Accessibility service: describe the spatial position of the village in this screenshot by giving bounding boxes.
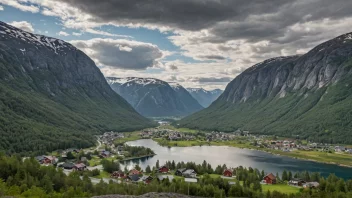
[140,126,352,155]
[27,126,351,194]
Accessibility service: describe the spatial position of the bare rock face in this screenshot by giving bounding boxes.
[220,33,352,103]
[178,33,352,143]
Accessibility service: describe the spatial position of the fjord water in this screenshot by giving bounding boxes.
[124,139,352,179]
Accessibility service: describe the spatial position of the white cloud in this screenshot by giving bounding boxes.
[0,5,4,11]
[9,21,34,33]
[0,0,39,13]
[70,38,164,70]
[58,31,69,36]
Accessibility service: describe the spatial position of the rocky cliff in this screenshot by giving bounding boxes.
[178,32,352,143]
[0,21,154,153]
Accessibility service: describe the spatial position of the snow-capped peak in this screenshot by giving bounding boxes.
[168,82,183,90]
[106,77,166,86]
[0,21,76,54]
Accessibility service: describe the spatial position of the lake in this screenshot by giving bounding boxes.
[123,139,352,179]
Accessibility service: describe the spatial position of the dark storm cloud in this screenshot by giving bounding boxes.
[57,0,292,31]
[58,0,352,43]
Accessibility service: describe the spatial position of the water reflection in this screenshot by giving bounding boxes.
[122,139,352,179]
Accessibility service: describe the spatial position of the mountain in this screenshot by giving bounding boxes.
[178,32,352,144]
[187,88,223,107]
[106,77,203,117]
[0,21,154,154]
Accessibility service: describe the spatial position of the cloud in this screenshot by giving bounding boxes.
[9,21,34,33]
[0,0,39,13]
[197,55,226,60]
[4,0,352,90]
[72,32,82,36]
[58,31,69,36]
[0,5,3,11]
[70,38,164,70]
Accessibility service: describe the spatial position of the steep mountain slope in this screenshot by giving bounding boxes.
[187,88,223,107]
[106,77,203,117]
[0,21,154,154]
[178,32,352,144]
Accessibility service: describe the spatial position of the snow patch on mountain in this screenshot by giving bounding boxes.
[0,21,76,54]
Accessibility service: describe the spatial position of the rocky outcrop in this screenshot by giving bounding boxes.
[220,32,352,103]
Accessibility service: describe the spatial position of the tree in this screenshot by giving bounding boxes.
[282,170,288,181]
[135,164,141,171]
[156,160,160,169]
[145,165,151,173]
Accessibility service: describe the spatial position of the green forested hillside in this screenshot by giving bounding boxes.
[178,33,352,144]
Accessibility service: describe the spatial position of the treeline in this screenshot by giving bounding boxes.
[121,145,155,158]
[1,154,352,197]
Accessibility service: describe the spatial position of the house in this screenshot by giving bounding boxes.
[38,156,57,164]
[73,163,86,171]
[100,150,111,158]
[175,168,186,176]
[127,174,140,182]
[158,165,169,173]
[335,146,346,152]
[60,162,75,169]
[182,169,197,178]
[129,169,141,175]
[35,156,45,164]
[263,173,277,184]
[223,169,234,177]
[289,178,306,186]
[303,182,320,189]
[140,175,153,184]
[157,175,174,182]
[111,170,125,178]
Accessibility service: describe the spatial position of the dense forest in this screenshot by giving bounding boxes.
[1,153,352,198]
[0,21,155,155]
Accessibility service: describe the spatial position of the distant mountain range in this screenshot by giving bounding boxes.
[106,77,203,117]
[178,32,352,144]
[0,21,154,154]
[187,88,223,107]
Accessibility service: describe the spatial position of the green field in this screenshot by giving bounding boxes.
[114,131,142,144]
[261,184,300,194]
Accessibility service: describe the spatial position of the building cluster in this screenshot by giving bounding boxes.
[140,129,196,141]
[262,173,320,189]
[98,131,125,147]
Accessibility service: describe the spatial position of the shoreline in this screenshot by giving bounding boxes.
[148,138,352,168]
[119,154,156,162]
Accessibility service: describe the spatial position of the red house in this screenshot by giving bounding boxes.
[223,169,234,177]
[129,169,141,175]
[158,166,169,173]
[111,170,125,178]
[263,173,277,184]
[43,156,56,164]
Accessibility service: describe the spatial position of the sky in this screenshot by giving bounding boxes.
[1,0,352,90]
